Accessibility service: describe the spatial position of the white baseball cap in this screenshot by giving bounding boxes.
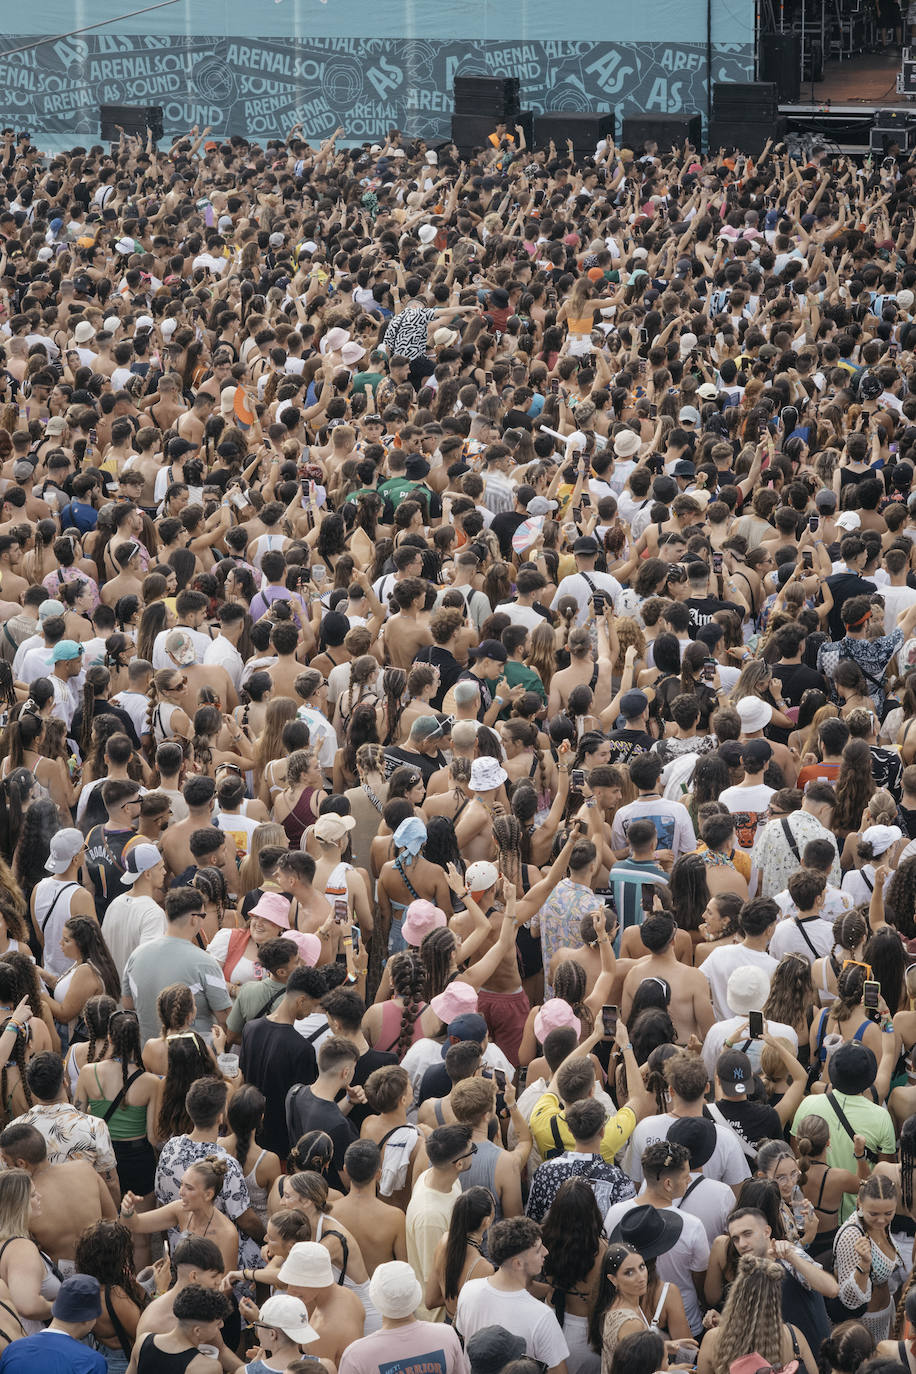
[120,843,162,885]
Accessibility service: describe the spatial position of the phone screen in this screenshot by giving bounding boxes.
[601,1005,618,1038]
[809,514,819,532]
[863,980,880,1011]
[803,550,813,569]
[748,1010,764,1039]
[702,656,717,683]
[571,769,586,791]
[712,552,723,574]
[494,1068,506,1092]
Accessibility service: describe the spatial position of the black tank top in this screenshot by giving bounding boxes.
[138,1334,201,1373]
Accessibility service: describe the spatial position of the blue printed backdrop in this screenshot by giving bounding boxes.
[0,1,755,147]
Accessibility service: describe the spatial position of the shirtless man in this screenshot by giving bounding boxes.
[454,756,509,863]
[331,1139,407,1273]
[361,1065,427,1212]
[620,911,715,1044]
[265,621,306,699]
[448,872,531,1067]
[160,775,219,879]
[383,579,433,670]
[176,390,215,446]
[277,1241,365,1365]
[134,1237,234,1355]
[141,374,185,432]
[0,1122,116,1272]
[161,634,238,713]
[276,850,336,946]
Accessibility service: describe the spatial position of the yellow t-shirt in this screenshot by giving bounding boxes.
[530,1090,635,1163]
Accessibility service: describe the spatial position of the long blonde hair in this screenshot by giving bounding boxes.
[0,1169,32,1242]
[713,1255,786,1374]
[238,822,287,896]
[255,697,298,773]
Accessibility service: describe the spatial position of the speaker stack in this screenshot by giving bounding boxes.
[100,104,164,141]
[535,112,614,155]
[451,77,532,157]
[620,113,701,153]
[708,82,786,155]
[870,108,916,155]
[758,32,801,103]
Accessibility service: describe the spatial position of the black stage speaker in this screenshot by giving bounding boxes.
[535,111,614,154]
[453,76,520,119]
[450,110,533,156]
[100,104,163,141]
[621,113,701,152]
[708,115,788,155]
[712,81,777,121]
[758,32,801,102]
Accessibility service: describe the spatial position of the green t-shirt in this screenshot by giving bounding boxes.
[790,1089,896,1221]
[378,476,419,509]
[226,975,283,1035]
[498,660,547,715]
[352,369,385,396]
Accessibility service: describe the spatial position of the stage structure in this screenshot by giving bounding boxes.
[0,0,754,150]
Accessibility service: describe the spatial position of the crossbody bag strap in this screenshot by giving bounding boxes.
[780,818,801,863]
[394,854,422,901]
[675,1175,705,1206]
[706,1101,758,1163]
[101,1067,145,1124]
[826,1090,878,1163]
[104,1283,134,1358]
[793,915,820,959]
[40,881,78,935]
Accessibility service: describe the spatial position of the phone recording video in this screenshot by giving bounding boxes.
[601,1005,618,1039]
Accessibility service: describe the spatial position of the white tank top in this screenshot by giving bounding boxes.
[32,877,79,976]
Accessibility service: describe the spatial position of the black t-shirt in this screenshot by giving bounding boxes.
[770,662,828,708]
[714,1097,783,1149]
[70,699,140,751]
[240,1019,318,1157]
[413,646,463,709]
[418,1059,452,1103]
[337,1048,398,1130]
[489,509,527,560]
[686,595,745,637]
[823,572,876,640]
[384,745,447,785]
[606,728,653,766]
[286,1086,357,1190]
[85,824,136,920]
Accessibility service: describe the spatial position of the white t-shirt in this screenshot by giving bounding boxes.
[769,912,836,963]
[676,1173,737,1245]
[602,1196,709,1335]
[698,945,778,1021]
[495,602,546,631]
[702,1015,798,1082]
[718,783,776,852]
[455,1280,569,1368]
[152,625,211,669]
[611,796,697,860]
[102,893,166,980]
[110,690,150,741]
[401,1037,514,1106]
[215,811,261,859]
[774,883,852,929]
[623,1112,752,1190]
[550,570,623,625]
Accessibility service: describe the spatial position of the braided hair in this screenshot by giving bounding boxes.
[0,964,31,1111]
[388,950,427,1059]
[106,1009,143,1093]
[419,927,458,1002]
[82,995,117,1066]
[145,669,180,743]
[553,960,593,1037]
[493,813,524,890]
[381,667,407,745]
[156,983,194,1039]
[795,1113,830,1191]
[192,704,221,774]
[80,665,111,761]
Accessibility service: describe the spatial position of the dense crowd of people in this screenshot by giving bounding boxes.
[1,112,916,1374]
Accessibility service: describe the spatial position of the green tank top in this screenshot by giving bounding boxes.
[87,1065,148,1140]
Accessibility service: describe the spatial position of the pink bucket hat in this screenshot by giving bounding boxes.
[403,900,447,947]
[430,981,478,1023]
[285,931,321,967]
[534,999,581,1043]
[249,892,291,930]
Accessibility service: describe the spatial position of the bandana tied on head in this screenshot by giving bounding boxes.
[850,608,872,627]
[393,816,427,866]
